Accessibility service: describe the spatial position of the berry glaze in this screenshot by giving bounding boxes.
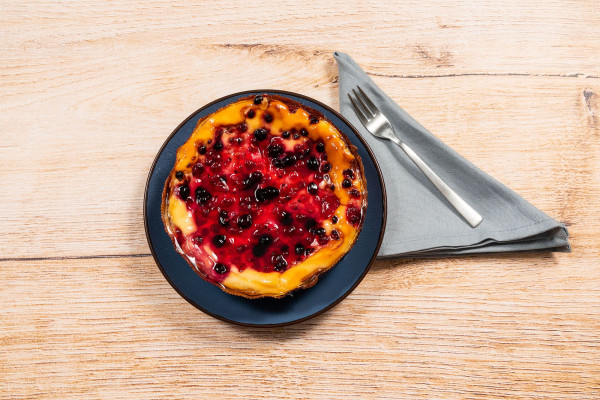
[162,95,366,298]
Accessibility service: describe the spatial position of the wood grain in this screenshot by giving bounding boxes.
[1,255,599,399]
[1,1,599,398]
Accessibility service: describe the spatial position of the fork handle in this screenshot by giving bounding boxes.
[392,138,483,228]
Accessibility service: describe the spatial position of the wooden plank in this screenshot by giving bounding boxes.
[0,255,598,399]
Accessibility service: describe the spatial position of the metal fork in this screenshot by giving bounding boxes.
[349,86,483,228]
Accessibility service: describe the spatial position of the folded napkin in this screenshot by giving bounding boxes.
[334,52,570,257]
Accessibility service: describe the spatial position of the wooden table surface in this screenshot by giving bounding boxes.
[1,1,599,398]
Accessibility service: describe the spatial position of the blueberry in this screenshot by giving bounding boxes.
[253,234,273,257]
[300,128,308,137]
[213,235,227,248]
[250,171,263,182]
[305,218,316,230]
[268,144,283,158]
[317,235,330,246]
[331,230,340,240]
[268,186,280,198]
[343,169,355,180]
[330,184,335,190]
[214,140,223,151]
[237,213,253,229]
[256,186,280,202]
[247,109,256,119]
[260,235,273,246]
[281,131,291,139]
[214,263,228,274]
[346,205,361,225]
[280,211,293,225]
[332,216,338,224]
[307,157,319,170]
[272,158,285,169]
[264,113,273,123]
[195,187,211,203]
[254,128,267,141]
[315,227,326,236]
[295,243,305,255]
[307,182,318,195]
[321,163,331,173]
[243,171,263,189]
[293,133,300,140]
[218,211,229,226]
[310,116,319,125]
[175,171,184,180]
[349,188,361,198]
[179,185,190,200]
[254,95,263,105]
[273,255,287,271]
[283,154,297,167]
[316,142,325,152]
[192,164,204,178]
[342,179,352,188]
[198,145,207,155]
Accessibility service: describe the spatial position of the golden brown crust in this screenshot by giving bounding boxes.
[162,94,367,299]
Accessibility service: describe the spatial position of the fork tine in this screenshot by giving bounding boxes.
[348,93,370,126]
[356,86,377,115]
[351,89,374,118]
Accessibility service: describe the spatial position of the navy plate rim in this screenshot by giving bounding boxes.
[143,89,387,327]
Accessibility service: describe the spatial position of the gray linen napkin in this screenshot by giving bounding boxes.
[334,52,570,257]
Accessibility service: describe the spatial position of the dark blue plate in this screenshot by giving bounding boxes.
[144,90,386,327]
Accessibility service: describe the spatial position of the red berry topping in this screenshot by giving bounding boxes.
[346,205,362,226]
[192,164,204,178]
[237,214,253,229]
[179,185,190,200]
[213,235,227,248]
[254,128,267,141]
[214,263,228,274]
[167,95,366,290]
[307,157,319,170]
